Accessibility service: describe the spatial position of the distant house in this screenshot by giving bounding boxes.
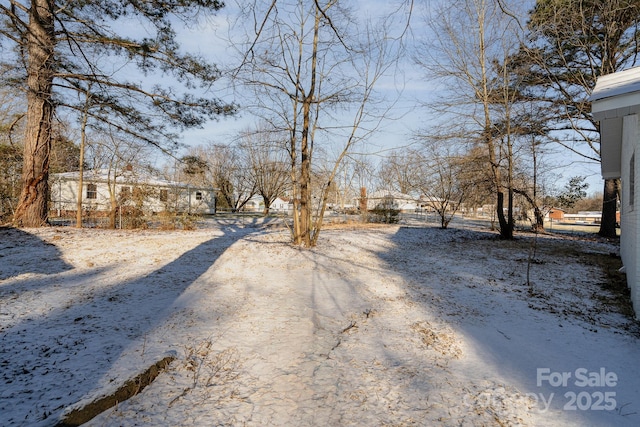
[50,169,216,215]
[365,190,418,212]
[270,197,290,213]
[591,65,640,316]
[563,211,603,225]
[243,195,263,212]
[546,208,620,225]
[419,195,457,213]
[563,211,621,225]
[547,208,565,221]
[241,195,291,213]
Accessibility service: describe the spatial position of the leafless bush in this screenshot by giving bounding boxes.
[168,341,241,407]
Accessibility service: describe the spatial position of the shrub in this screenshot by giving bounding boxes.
[368,208,400,224]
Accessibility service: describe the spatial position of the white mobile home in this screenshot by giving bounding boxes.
[591,66,640,316]
[50,169,216,216]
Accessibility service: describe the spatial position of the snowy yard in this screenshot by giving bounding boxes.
[1,218,639,426]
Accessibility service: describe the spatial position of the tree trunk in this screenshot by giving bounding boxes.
[294,4,321,248]
[508,186,514,236]
[13,0,56,227]
[496,192,513,239]
[109,205,117,229]
[75,165,84,228]
[299,126,311,246]
[514,188,545,231]
[76,104,89,228]
[532,206,544,232]
[108,180,117,229]
[310,181,332,247]
[290,145,301,245]
[598,178,619,238]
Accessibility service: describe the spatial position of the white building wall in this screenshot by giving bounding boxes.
[51,178,113,211]
[50,177,216,215]
[269,198,290,212]
[620,114,640,315]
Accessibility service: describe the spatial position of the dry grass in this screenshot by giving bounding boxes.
[411,320,462,359]
[522,235,639,332]
[580,252,636,320]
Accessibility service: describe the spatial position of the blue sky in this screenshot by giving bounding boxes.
[172,0,604,197]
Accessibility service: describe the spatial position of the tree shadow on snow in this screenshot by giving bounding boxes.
[0,223,262,427]
[0,227,73,280]
[377,225,640,427]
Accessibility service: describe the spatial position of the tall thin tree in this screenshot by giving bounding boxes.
[415,0,525,238]
[232,0,409,246]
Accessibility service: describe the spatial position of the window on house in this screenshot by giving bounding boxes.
[630,153,635,210]
[159,189,168,202]
[86,183,97,199]
[195,191,203,201]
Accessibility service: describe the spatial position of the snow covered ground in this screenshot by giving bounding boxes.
[1,218,639,426]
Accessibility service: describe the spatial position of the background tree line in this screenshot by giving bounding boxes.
[410,0,639,238]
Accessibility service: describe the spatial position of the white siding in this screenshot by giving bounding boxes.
[50,179,113,211]
[599,117,623,179]
[620,114,640,315]
[50,176,216,215]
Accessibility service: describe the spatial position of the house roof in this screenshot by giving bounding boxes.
[368,190,417,200]
[53,169,214,191]
[591,66,640,120]
[591,66,640,103]
[590,67,640,179]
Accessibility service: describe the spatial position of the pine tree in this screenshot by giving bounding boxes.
[0,1,235,226]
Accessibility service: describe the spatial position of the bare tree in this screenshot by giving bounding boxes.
[327,155,370,212]
[350,154,378,211]
[415,0,526,238]
[238,126,289,215]
[412,141,479,229]
[377,149,420,195]
[0,85,25,222]
[199,143,255,212]
[87,131,151,229]
[75,89,91,228]
[459,145,495,216]
[232,0,409,246]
